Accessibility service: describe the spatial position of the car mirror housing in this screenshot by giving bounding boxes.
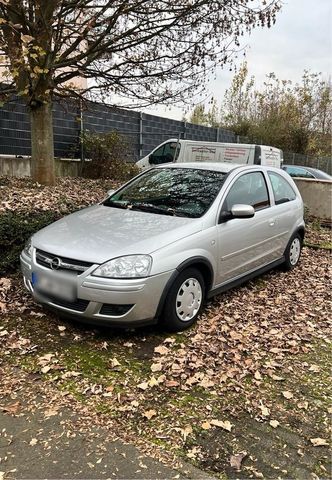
[231,204,255,219]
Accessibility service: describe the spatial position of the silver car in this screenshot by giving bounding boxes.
[20,163,305,332]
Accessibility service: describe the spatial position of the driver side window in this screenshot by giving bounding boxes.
[223,172,270,212]
[150,142,179,165]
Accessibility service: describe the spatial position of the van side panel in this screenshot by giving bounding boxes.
[136,139,282,169]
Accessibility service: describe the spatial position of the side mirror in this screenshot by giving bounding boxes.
[107,189,115,197]
[231,204,255,219]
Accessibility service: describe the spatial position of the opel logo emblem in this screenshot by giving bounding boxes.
[51,257,61,270]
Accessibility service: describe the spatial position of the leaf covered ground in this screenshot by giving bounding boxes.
[0,176,331,479]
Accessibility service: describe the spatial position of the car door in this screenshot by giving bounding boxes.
[266,171,300,256]
[215,170,279,285]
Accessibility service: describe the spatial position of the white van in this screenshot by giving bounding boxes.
[136,139,283,169]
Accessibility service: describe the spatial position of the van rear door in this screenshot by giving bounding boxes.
[260,147,282,168]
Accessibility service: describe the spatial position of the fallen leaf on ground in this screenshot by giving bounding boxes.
[308,364,320,372]
[165,380,179,388]
[259,404,270,417]
[181,425,193,441]
[154,345,169,355]
[137,382,149,391]
[1,401,21,415]
[201,421,211,430]
[210,419,233,431]
[310,438,329,447]
[58,325,66,332]
[271,374,285,381]
[41,366,51,374]
[143,409,157,420]
[29,438,38,446]
[150,362,162,372]
[44,408,59,418]
[109,358,120,368]
[230,451,247,470]
[269,420,280,428]
[282,391,293,399]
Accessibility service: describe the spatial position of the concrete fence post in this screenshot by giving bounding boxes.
[139,112,143,157]
[183,121,187,139]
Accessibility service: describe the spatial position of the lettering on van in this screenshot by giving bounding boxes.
[191,146,216,162]
[263,150,280,166]
[223,147,249,163]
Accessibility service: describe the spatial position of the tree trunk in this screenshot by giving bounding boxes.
[30,102,55,185]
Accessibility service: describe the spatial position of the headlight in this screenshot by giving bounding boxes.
[92,255,152,278]
[23,237,32,257]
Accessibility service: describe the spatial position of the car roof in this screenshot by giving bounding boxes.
[283,164,332,179]
[154,161,279,174]
[163,139,282,151]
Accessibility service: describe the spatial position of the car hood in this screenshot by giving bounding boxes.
[32,204,202,264]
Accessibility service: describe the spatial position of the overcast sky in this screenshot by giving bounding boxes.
[146,0,332,120]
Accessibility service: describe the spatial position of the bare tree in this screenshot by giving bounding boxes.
[0,0,281,184]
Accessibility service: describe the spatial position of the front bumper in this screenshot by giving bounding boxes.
[20,250,173,327]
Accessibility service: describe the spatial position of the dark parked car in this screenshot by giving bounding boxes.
[282,165,332,181]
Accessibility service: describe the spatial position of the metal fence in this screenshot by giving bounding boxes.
[283,152,332,175]
[0,97,236,161]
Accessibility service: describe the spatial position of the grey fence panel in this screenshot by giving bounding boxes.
[82,102,141,160]
[2,94,330,174]
[0,96,238,161]
[283,152,332,175]
[0,98,31,156]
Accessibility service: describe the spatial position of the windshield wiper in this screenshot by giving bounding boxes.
[130,202,187,217]
[103,200,129,209]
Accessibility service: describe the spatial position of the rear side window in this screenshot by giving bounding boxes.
[223,172,270,211]
[285,166,315,178]
[268,172,296,205]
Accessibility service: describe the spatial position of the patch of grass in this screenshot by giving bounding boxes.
[305,241,332,250]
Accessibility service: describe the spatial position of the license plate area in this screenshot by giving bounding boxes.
[32,271,76,302]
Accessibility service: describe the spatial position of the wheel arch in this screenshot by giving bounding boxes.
[155,256,214,319]
[296,226,305,242]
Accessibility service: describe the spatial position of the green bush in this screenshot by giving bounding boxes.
[0,210,60,275]
[81,131,139,181]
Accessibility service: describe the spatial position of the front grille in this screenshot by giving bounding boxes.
[36,249,94,273]
[36,289,89,312]
[99,303,134,316]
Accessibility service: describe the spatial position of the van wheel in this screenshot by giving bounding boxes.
[283,233,302,271]
[161,268,205,332]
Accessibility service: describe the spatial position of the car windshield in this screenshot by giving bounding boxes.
[103,167,227,218]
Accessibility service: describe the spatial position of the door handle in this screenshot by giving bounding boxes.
[269,219,276,227]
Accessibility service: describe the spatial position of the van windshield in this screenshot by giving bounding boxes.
[104,167,226,218]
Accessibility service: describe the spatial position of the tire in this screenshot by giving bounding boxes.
[283,232,302,271]
[161,268,205,332]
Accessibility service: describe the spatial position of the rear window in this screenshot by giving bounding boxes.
[268,172,296,205]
